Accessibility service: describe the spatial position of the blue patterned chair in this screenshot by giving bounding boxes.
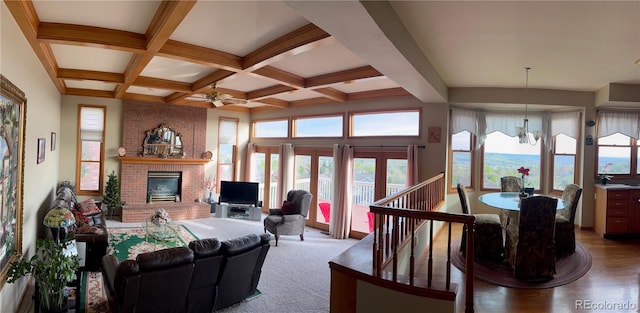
[506,195,558,280]
[457,184,504,260]
[555,184,583,258]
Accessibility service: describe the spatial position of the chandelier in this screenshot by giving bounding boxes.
[516,67,541,145]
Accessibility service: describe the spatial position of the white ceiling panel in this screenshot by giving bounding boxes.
[33,0,160,34]
[270,40,368,77]
[217,73,276,92]
[272,89,320,102]
[170,1,308,56]
[65,79,116,91]
[126,86,173,97]
[332,77,400,94]
[51,44,132,73]
[141,56,215,83]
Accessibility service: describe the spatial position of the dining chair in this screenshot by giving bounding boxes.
[506,195,558,280]
[499,176,523,228]
[457,183,504,260]
[555,184,583,258]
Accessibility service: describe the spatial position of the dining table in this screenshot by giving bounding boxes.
[478,192,565,212]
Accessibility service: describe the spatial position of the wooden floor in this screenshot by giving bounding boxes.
[424,224,640,313]
[15,224,640,313]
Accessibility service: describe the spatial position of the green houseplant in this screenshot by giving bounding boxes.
[7,238,79,312]
[103,170,122,219]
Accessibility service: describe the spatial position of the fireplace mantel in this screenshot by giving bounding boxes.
[119,157,210,165]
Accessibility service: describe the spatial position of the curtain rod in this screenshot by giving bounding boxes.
[349,145,426,149]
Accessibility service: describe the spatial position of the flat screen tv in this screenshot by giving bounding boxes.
[219,181,259,206]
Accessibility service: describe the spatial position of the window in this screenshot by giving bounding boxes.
[597,133,632,175]
[293,115,343,137]
[451,130,473,188]
[552,134,577,190]
[351,110,420,137]
[254,119,288,138]
[76,105,105,195]
[483,131,541,190]
[218,118,238,184]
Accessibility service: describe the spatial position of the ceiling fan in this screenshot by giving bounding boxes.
[204,83,247,108]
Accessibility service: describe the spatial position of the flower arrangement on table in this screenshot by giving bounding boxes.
[205,176,216,203]
[150,208,171,226]
[517,166,532,196]
[598,163,613,185]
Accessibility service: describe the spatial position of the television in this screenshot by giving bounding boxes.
[219,181,259,206]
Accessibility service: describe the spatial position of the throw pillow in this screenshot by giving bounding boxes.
[71,209,90,226]
[76,199,101,216]
[281,200,297,215]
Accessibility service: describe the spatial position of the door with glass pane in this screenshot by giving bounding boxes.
[252,147,279,211]
[293,149,333,230]
[351,151,407,238]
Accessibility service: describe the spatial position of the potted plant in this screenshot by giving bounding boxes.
[103,170,122,219]
[7,238,79,313]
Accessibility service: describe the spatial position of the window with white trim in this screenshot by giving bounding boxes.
[76,105,105,195]
[218,118,238,183]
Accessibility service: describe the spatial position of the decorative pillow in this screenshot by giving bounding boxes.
[71,209,90,226]
[281,200,296,215]
[76,199,101,216]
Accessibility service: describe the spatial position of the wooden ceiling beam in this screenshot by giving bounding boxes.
[115,1,196,98]
[121,93,168,104]
[306,66,383,88]
[133,77,192,93]
[4,1,65,93]
[243,24,332,71]
[347,87,411,101]
[65,88,114,98]
[290,97,335,107]
[312,87,347,102]
[248,85,296,100]
[258,98,291,108]
[191,70,237,93]
[37,22,147,53]
[159,40,243,71]
[252,66,305,89]
[58,69,123,83]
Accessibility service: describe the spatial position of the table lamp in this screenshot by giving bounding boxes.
[43,206,75,244]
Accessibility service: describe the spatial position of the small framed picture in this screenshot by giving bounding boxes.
[37,138,46,164]
[51,132,56,151]
[428,127,441,143]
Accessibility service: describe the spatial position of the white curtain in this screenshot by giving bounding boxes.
[551,111,581,139]
[244,143,256,181]
[597,111,639,139]
[278,143,295,204]
[407,145,419,186]
[330,144,353,239]
[451,108,484,148]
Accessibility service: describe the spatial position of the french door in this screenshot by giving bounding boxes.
[350,150,408,238]
[293,148,334,231]
[252,146,279,211]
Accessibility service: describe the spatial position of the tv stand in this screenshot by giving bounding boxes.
[214,203,262,221]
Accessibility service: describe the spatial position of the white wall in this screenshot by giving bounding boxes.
[1,3,63,312]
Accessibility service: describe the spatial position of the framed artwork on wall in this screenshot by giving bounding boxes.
[37,138,45,164]
[0,74,26,288]
[428,127,441,143]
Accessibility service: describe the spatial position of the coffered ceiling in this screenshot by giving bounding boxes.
[3,1,639,112]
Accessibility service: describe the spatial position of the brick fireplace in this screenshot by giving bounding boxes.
[118,100,211,222]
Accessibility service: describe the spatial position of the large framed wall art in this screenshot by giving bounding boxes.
[0,75,26,288]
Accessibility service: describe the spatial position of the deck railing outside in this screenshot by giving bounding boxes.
[369,173,476,313]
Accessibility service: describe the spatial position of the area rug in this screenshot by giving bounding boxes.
[108,225,198,261]
[78,271,109,313]
[450,237,591,289]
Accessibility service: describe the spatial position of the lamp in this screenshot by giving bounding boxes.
[516,67,541,145]
[43,206,75,244]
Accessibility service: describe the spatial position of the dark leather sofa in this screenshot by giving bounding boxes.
[101,233,271,313]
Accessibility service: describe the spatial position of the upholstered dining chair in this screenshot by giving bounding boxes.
[555,184,583,258]
[506,195,558,280]
[263,190,313,246]
[499,176,523,228]
[457,183,504,260]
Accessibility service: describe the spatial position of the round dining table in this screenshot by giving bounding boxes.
[478,192,565,211]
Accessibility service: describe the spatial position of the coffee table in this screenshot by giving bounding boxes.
[143,221,180,250]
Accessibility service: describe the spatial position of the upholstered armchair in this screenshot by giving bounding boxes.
[457,184,503,260]
[263,190,313,246]
[555,184,583,257]
[499,176,523,228]
[506,195,558,280]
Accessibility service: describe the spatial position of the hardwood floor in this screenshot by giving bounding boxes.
[426,224,640,313]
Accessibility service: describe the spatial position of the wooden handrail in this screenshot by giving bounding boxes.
[368,173,475,313]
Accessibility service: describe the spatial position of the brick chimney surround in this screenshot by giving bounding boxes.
[119,100,210,222]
